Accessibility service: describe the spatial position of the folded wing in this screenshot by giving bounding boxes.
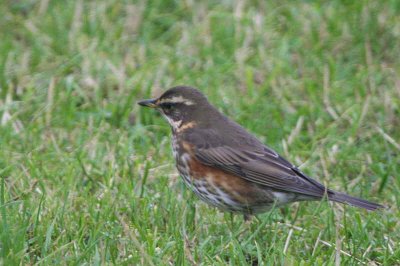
[185,129,330,198]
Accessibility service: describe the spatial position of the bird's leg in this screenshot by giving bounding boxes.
[243,214,252,222]
[279,207,289,222]
[236,214,253,237]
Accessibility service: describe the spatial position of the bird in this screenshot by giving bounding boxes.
[138,86,384,218]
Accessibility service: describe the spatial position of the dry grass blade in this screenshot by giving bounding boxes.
[375,127,400,151]
[117,214,155,266]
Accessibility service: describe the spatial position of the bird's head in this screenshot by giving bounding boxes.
[138,86,212,131]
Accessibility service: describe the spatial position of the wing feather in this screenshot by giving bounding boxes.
[184,129,327,198]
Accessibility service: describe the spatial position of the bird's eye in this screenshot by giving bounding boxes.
[162,103,173,111]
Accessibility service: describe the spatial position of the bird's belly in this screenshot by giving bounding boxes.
[174,151,279,214]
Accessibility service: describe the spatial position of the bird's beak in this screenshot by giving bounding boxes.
[137,98,158,108]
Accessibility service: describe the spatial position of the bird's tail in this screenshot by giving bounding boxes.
[329,192,385,211]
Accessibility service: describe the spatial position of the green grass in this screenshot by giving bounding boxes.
[0,0,399,264]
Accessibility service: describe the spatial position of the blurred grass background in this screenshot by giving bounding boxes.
[0,0,399,264]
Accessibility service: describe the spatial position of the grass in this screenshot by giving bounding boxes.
[0,0,399,264]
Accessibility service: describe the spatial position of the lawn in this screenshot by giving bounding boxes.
[0,0,399,265]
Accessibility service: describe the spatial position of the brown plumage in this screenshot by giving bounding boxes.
[138,86,384,216]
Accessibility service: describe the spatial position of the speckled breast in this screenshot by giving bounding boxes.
[171,135,277,214]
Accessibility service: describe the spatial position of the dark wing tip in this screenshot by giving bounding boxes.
[329,192,386,211]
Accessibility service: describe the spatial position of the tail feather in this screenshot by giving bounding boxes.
[329,192,385,211]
